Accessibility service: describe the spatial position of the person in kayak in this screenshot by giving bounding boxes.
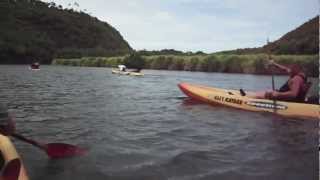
[118,65,126,72]
[242,61,310,102]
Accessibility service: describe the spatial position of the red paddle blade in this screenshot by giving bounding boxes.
[45,143,87,159]
[2,158,21,180]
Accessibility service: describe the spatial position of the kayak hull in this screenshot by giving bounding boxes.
[28,67,40,71]
[128,72,144,76]
[0,134,29,180]
[111,69,144,76]
[178,83,319,119]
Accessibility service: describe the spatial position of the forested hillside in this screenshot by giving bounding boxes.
[217,16,319,55]
[0,0,132,64]
[53,15,319,76]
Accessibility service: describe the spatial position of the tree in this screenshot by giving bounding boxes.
[123,53,145,70]
[0,0,132,64]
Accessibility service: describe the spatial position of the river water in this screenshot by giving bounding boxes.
[0,65,318,180]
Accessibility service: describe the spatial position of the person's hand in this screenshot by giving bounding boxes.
[267,59,275,66]
[271,91,280,99]
[265,91,279,99]
[265,91,271,99]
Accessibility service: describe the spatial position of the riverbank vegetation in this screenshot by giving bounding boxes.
[52,54,319,77]
[51,15,319,77]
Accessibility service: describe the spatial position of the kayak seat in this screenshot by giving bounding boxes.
[305,95,319,104]
[303,82,319,104]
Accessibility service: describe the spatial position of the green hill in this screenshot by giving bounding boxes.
[263,16,319,54]
[0,0,132,64]
[217,16,319,55]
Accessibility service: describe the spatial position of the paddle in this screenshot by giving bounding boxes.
[267,40,277,113]
[6,116,87,159]
[11,133,86,159]
[269,60,277,113]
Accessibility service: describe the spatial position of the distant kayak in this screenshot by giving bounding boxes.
[0,134,29,180]
[29,62,40,70]
[178,83,319,119]
[28,67,40,71]
[128,72,144,76]
[111,69,144,76]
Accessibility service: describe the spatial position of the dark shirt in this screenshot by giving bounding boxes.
[278,74,308,102]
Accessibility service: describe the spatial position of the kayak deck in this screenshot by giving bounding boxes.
[178,83,319,119]
[0,135,29,180]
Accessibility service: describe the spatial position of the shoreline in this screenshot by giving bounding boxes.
[52,54,319,77]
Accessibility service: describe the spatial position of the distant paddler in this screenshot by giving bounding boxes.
[112,65,144,76]
[30,62,40,70]
[118,65,127,72]
[112,65,129,75]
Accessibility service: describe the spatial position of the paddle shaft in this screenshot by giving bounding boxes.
[11,133,47,150]
[271,65,275,91]
[267,40,277,113]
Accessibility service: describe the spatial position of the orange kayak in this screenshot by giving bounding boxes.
[178,83,319,119]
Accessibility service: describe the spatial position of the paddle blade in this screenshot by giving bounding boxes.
[45,143,87,159]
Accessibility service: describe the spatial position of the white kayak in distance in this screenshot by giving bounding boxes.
[111,69,144,76]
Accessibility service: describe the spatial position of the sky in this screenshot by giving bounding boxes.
[42,0,318,53]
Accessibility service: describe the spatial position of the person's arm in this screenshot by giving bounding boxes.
[269,60,291,73]
[272,76,303,99]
